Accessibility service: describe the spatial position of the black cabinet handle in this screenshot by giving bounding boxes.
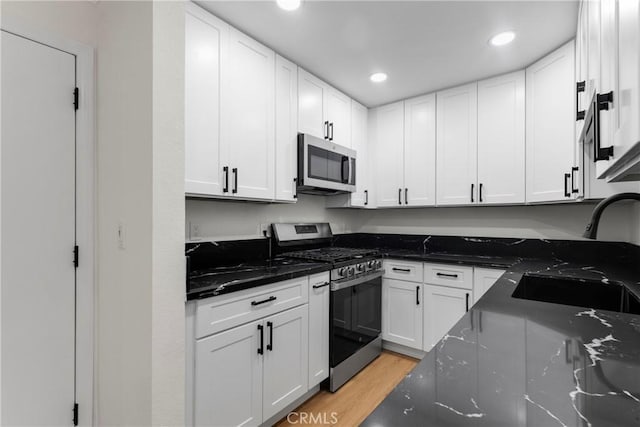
[398,188,402,205]
[571,167,579,194]
[465,293,470,312]
[223,166,229,193]
[594,91,615,161]
[257,324,264,355]
[364,190,368,206]
[392,267,411,273]
[471,183,475,203]
[329,122,334,141]
[312,282,330,289]
[564,173,571,198]
[437,272,458,278]
[416,286,420,305]
[266,321,273,351]
[576,81,586,121]
[479,183,483,203]
[405,188,408,205]
[324,121,329,139]
[232,168,238,194]
[251,295,276,306]
[293,177,297,199]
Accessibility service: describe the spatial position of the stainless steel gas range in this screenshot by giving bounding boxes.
[272,223,383,392]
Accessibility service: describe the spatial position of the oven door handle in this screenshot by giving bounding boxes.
[330,270,384,291]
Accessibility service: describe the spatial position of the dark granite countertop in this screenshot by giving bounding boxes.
[380,249,520,269]
[186,257,330,300]
[362,257,640,427]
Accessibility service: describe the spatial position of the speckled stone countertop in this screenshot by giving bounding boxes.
[362,256,640,427]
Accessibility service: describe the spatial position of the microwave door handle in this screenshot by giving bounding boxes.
[341,156,349,184]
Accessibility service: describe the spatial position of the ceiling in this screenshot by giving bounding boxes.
[197,1,578,107]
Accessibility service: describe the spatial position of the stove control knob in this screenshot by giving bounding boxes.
[348,267,355,276]
[338,267,347,277]
[375,260,382,269]
[357,263,365,272]
[368,260,375,268]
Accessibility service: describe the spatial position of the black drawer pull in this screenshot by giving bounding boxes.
[364,190,368,206]
[324,121,329,139]
[312,282,330,289]
[398,188,402,205]
[479,183,483,203]
[437,272,458,278]
[251,296,276,306]
[266,321,273,351]
[471,183,475,203]
[257,324,264,355]
[392,267,411,273]
[416,286,420,305]
[329,122,334,141]
[405,188,408,205]
[564,173,571,198]
[232,168,238,194]
[571,167,579,194]
[465,293,470,312]
[576,81,586,121]
[223,166,229,193]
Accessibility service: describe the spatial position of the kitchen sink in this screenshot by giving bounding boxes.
[512,274,640,315]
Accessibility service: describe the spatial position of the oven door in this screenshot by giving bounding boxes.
[299,134,356,193]
[330,273,382,368]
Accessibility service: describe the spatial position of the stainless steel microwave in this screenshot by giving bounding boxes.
[297,133,356,195]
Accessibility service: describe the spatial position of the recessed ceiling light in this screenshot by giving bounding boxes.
[370,72,388,83]
[277,0,301,11]
[490,31,516,46]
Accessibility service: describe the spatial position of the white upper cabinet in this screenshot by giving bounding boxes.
[373,102,405,207]
[275,55,298,202]
[224,28,275,200]
[477,71,526,204]
[436,83,478,206]
[350,101,371,207]
[404,94,437,207]
[298,68,352,147]
[525,41,576,203]
[185,5,229,197]
[298,68,330,140]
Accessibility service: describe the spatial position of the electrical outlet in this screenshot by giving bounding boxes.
[259,223,271,238]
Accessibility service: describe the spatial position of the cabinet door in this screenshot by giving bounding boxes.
[436,83,478,206]
[404,94,436,207]
[525,41,575,203]
[350,101,369,207]
[263,305,309,421]
[472,268,505,304]
[382,279,423,350]
[308,273,330,388]
[423,284,471,351]
[185,5,229,196]
[275,55,298,202]
[477,71,525,204]
[327,88,352,148]
[373,102,405,207]
[298,68,329,140]
[225,29,275,200]
[194,320,263,427]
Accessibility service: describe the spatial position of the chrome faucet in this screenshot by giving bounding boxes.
[583,192,640,239]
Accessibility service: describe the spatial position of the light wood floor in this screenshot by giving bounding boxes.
[274,351,419,427]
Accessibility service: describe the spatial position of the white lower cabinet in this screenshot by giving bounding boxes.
[382,279,423,350]
[308,272,330,388]
[423,284,471,352]
[473,268,506,304]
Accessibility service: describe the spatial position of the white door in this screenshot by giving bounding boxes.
[185,5,229,196]
[404,94,436,207]
[308,273,330,388]
[1,31,76,425]
[275,54,298,202]
[423,285,470,351]
[326,88,351,147]
[350,101,369,207]
[477,71,525,204]
[298,68,329,140]
[194,321,263,427]
[225,28,275,200]
[262,305,309,421]
[472,268,506,304]
[374,102,405,207]
[382,279,423,350]
[525,41,575,203]
[436,83,478,206]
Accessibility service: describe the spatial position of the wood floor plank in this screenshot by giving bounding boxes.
[274,351,419,427]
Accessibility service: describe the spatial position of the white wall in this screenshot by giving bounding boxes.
[633,204,640,245]
[187,197,640,244]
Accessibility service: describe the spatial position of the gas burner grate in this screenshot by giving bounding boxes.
[283,247,380,263]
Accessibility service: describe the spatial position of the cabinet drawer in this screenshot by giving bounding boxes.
[424,263,473,290]
[196,277,309,339]
[382,260,424,283]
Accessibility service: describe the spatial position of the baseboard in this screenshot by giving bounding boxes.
[382,340,426,360]
[261,384,321,427]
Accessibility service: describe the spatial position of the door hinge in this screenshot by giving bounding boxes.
[73,245,79,268]
[72,403,79,426]
[73,87,79,110]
